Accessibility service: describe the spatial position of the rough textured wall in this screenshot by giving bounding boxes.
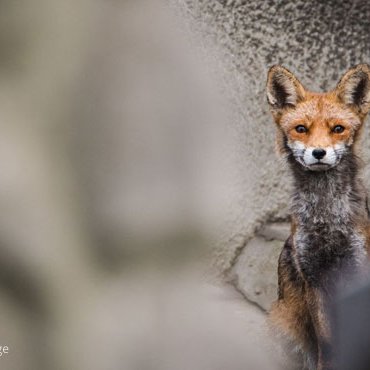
[171,0,370,276]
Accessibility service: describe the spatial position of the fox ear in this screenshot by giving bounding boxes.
[336,64,370,115]
[266,65,306,115]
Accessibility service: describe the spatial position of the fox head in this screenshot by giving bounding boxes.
[266,64,370,171]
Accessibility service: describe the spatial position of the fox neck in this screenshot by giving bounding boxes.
[288,152,367,228]
[287,151,369,288]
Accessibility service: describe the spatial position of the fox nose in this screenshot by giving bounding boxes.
[312,148,326,160]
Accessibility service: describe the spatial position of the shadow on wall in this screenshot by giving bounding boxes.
[1,0,370,369]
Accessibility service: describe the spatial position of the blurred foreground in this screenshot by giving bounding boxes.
[0,1,274,369]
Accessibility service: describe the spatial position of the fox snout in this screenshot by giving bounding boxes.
[302,146,341,170]
[289,141,343,170]
[312,148,326,159]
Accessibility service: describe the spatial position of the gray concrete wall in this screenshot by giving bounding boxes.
[172,0,370,279]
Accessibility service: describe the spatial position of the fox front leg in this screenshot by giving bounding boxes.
[306,287,333,370]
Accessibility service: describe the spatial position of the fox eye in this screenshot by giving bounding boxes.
[295,125,307,134]
[332,125,345,134]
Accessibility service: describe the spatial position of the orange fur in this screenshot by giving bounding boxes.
[277,92,362,150]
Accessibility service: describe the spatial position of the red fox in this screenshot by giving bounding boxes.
[266,64,370,370]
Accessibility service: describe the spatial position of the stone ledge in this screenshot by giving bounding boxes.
[257,222,290,242]
[230,233,284,311]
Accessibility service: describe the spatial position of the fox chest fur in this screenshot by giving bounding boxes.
[289,154,368,289]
